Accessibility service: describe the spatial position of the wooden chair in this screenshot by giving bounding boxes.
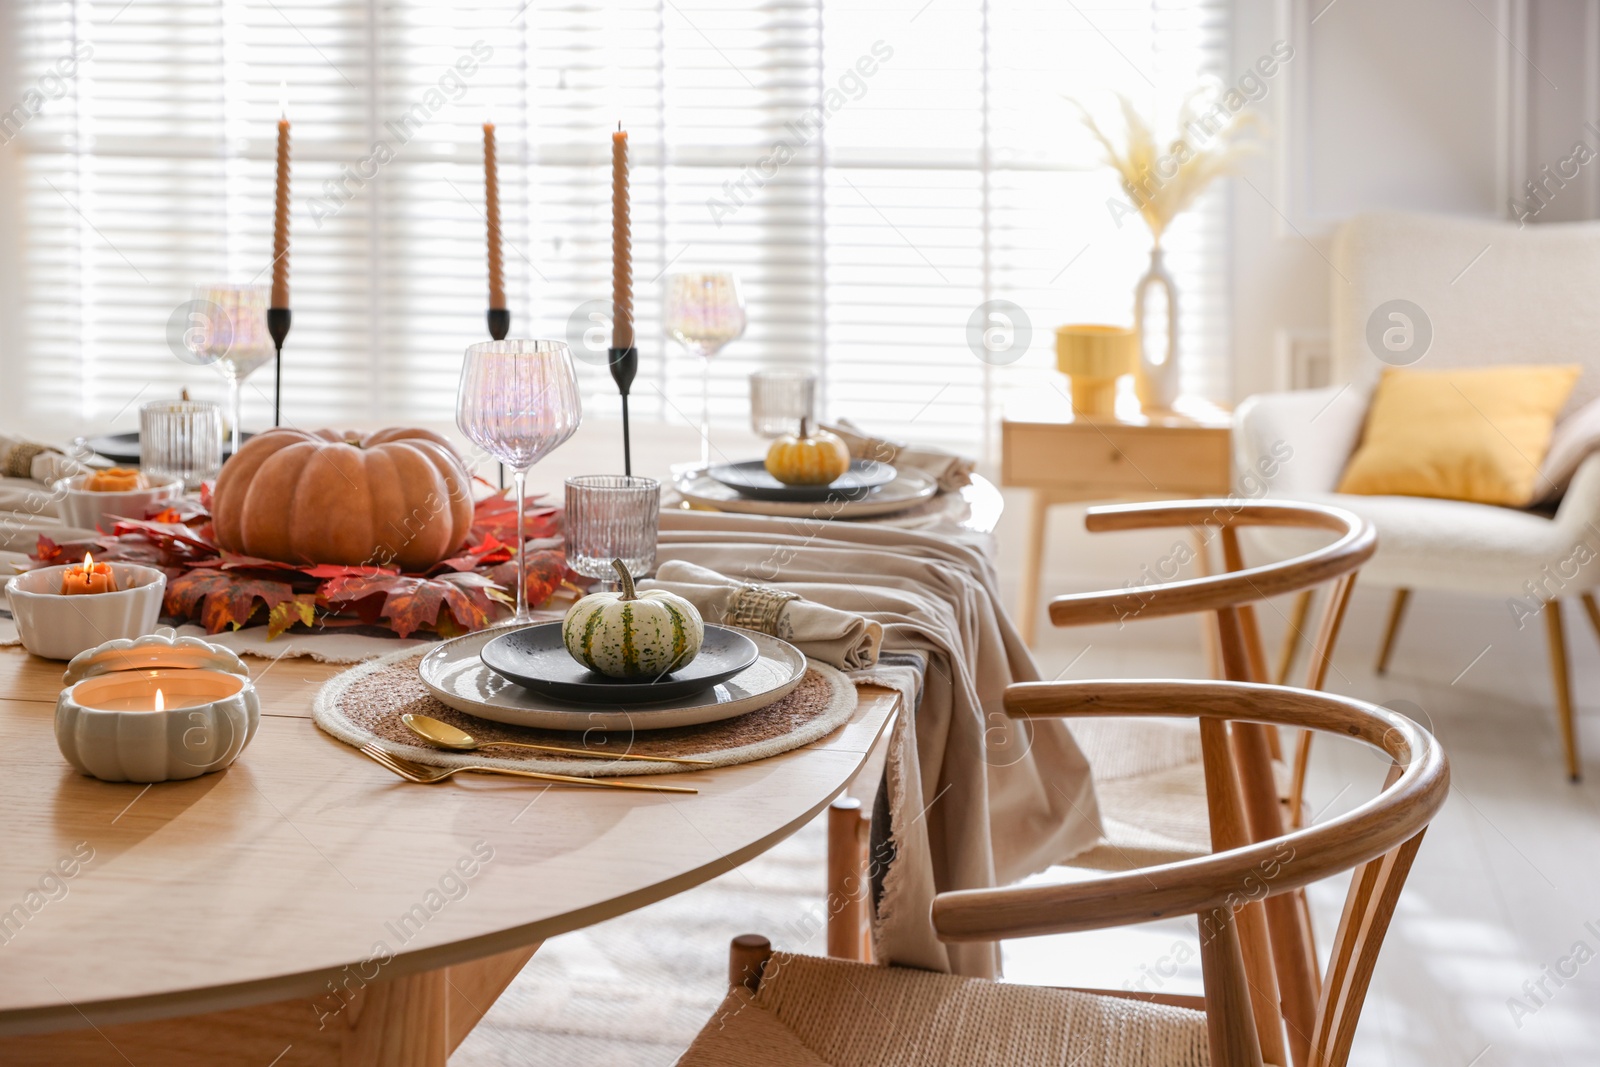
[821,499,1375,970]
[681,680,1449,1067]
[1045,500,1375,1067]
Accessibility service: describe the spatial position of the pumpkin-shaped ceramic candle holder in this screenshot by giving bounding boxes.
[5,562,166,661]
[55,629,260,783]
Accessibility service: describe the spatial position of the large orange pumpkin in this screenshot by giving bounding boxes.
[211,428,475,571]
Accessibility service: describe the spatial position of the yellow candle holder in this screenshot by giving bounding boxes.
[1056,324,1137,418]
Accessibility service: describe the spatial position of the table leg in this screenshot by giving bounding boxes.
[0,942,541,1067]
[1017,489,1051,646]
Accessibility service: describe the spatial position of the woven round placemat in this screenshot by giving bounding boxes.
[312,644,857,777]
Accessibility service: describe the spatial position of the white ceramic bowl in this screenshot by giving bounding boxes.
[55,630,260,783]
[4,563,167,661]
[52,473,183,533]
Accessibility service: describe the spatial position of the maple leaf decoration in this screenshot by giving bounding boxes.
[320,573,493,639]
[489,549,573,610]
[470,488,560,547]
[167,569,317,637]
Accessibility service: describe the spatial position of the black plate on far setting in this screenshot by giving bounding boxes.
[707,458,896,502]
[87,431,254,465]
[480,622,761,704]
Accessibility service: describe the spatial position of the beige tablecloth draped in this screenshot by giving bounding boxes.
[657,510,1101,978]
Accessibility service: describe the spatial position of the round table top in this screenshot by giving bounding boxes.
[0,647,897,1035]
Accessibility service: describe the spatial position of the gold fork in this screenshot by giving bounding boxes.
[356,742,698,795]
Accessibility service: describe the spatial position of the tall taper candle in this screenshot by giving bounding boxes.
[484,123,505,311]
[272,119,291,308]
[611,125,633,350]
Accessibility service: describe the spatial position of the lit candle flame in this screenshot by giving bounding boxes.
[155,688,165,712]
[279,80,289,120]
[81,552,93,574]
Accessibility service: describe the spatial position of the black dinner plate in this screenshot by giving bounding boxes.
[707,458,896,502]
[86,431,254,465]
[480,622,760,704]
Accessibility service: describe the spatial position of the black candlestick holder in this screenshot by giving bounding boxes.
[487,307,509,342]
[267,307,291,427]
[609,346,639,476]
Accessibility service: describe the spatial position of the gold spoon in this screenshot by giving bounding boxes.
[401,713,713,767]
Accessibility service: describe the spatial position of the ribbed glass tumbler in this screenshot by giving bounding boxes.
[140,399,223,491]
[564,475,662,584]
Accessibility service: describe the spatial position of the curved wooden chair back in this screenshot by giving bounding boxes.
[1050,499,1373,688]
[934,679,1448,1067]
[1050,498,1376,820]
[1043,501,1376,1067]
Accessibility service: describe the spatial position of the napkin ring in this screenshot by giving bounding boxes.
[725,584,800,635]
[2,442,55,480]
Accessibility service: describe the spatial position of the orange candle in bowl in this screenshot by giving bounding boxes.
[61,554,116,596]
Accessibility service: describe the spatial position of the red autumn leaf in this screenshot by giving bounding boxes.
[469,489,560,547]
[32,535,62,564]
[319,572,492,638]
[216,552,307,572]
[488,549,574,610]
[167,568,316,635]
[302,561,399,580]
[429,532,513,574]
[110,517,217,555]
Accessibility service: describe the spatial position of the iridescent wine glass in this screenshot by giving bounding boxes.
[187,283,273,455]
[457,340,583,623]
[664,271,747,467]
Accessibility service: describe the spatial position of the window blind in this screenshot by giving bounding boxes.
[2,0,1231,458]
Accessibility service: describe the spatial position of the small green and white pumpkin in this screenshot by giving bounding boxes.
[562,559,705,679]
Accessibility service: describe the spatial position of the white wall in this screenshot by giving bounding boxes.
[1229,0,1600,398]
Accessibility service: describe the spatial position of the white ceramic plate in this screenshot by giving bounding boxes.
[673,465,938,519]
[418,624,808,731]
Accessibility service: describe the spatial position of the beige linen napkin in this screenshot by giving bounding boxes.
[823,418,975,493]
[640,560,882,670]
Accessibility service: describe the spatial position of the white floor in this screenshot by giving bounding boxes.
[456,491,1600,1066]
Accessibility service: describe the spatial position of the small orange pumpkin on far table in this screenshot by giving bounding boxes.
[211,428,474,571]
[764,419,851,486]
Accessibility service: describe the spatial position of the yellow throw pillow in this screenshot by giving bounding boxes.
[1337,364,1581,507]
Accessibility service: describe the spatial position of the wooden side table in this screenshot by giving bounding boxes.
[1002,413,1232,644]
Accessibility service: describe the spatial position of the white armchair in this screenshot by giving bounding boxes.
[1235,211,1600,781]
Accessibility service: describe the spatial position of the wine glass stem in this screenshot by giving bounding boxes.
[700,361,711,467]
[226,376,242,456]
[512,468,529,622]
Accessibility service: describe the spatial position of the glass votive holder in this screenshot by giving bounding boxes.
[750,370,817,439]
[564,475,662,584]
[140,399,223,491]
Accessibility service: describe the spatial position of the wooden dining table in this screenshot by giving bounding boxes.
[0,645,899,1066]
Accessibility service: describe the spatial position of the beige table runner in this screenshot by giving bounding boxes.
[655,510,1101,978]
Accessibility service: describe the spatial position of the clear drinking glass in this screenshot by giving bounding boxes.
[749,370,817,439]
[187,284,273,455]
[140,400,224,491]
[664,271,747,467]
[456,340,583,623]
[564,475,661,585]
